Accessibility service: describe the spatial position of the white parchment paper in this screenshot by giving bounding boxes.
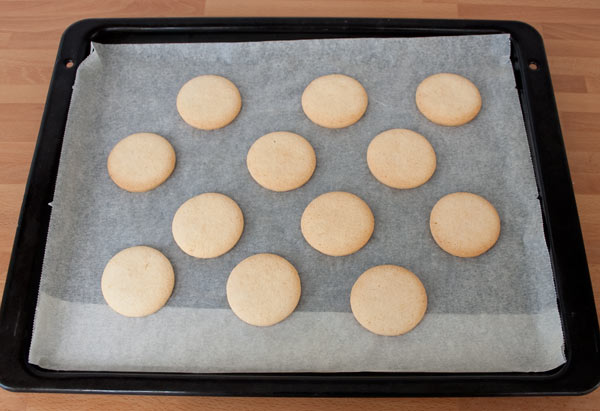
[29,34,565,372]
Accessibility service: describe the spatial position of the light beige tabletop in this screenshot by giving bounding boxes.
[0,0,599,409]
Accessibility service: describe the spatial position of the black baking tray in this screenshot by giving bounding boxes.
[0,17,598,397]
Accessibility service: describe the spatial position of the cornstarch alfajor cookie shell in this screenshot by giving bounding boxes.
[430,192,501,257]
[101,246,175,318]
[172,193,244,259]
[227,253,301,327]
[107,132,175,192]
[367,128,436,189]
[416,73,481,126]
[351,265,427,336]
[302,74,368,128]
[246,131,316,192]
[301,191,374,256]
[176,74,242,130]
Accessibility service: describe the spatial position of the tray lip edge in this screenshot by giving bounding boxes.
[0,16,598,397]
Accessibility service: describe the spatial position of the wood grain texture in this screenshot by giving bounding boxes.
[0,0,598,409]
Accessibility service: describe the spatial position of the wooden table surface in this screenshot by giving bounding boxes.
[1,0,599,409]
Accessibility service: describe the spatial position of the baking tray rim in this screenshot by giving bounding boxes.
[0,17,598,396]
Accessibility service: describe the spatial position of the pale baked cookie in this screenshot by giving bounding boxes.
[350,265,427,336]
[227,253,301,327]
[246,131,316,192]
[416,73,481,126]
[430,192,501,258]
[107,132,175,192]
[367,129,436,189]
[172,193,244,258]
[176,75,242,130]
[101,246,175,317]
[301,191,374,256]
[301,74,368,128]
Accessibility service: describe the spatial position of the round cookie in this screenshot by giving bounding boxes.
[107,132,176,192]
[367,129,436,189]
[176,75,242,130]
[246,131,316,192]
[430,192,501,258]
[227,253,301,327]
[172,193,244,258]
[101,246,175,317]
[415,73,481,126]
[350,265,427,336]
[301,74,368,128]
[301,191,374,256]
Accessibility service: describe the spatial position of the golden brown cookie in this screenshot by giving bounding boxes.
[172,193,244,258]
[226,253,301,327]
[416,73,481,126]
[301,191,374,256]
[176,75,242,130]
[101,246,175,317]
[301,74,368,128]
[367,129,436,189]
[107,132,176,192]
[246,131,316,192]
[430,192,501,258]
[350,265,427,336]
